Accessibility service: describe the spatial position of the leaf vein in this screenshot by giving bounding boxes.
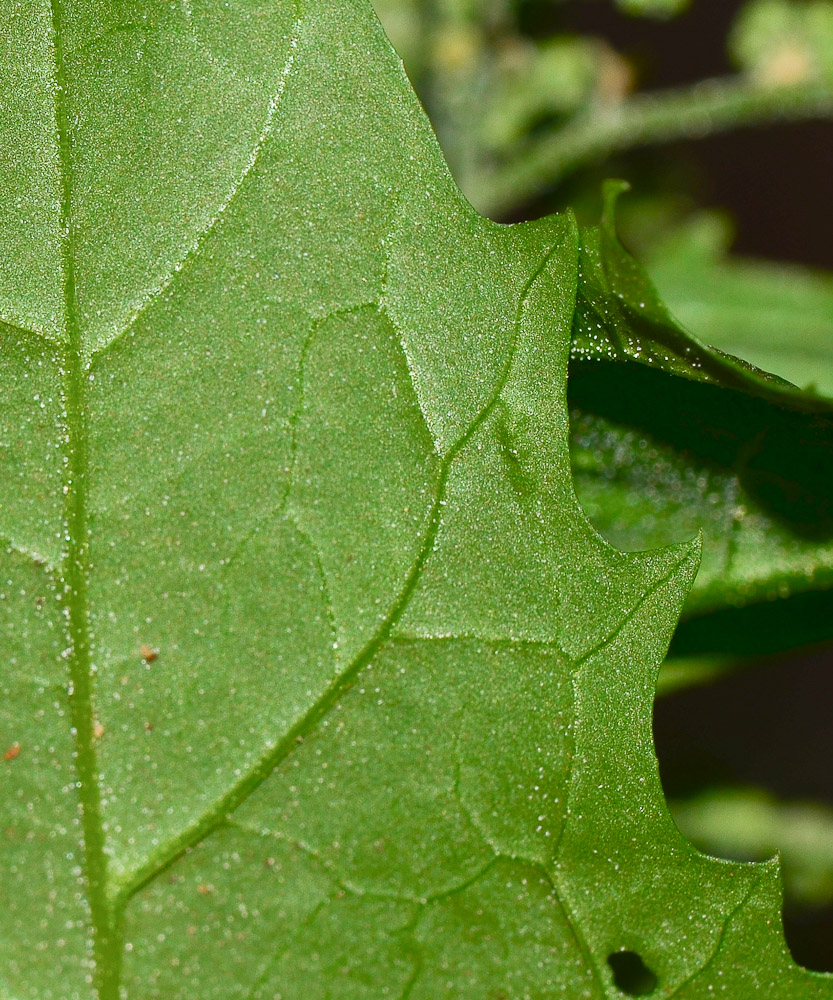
[0,316,60,350]
[664,871,763,999]
[550,549,697,869]
[109,239,566,928]
[544,868,608,999]
[218,302,378,579]
[49,0,116,994]
[571,548,697,668]
[86,8,303,369]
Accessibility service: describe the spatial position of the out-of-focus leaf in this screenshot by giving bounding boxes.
[656,654,748,695]
[481,39,601,151]
[646,212,833,398]
[616,0,690,18]
[731,0,833,86]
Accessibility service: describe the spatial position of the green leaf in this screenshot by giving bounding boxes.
[645,211,833,399]
[2,3,829,998]
[569,187,833,653]
[656,653,748,695]
[570,363,833,623]
[616,0,691,19]
[672,787,833,908]
[480,39,602,153]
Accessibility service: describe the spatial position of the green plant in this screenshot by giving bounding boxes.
[373,0,833,215]
[375,0,833,950]
[1,1,831,998]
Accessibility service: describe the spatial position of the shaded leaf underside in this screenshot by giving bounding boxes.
[568,187,833,645]
[569,361,833,622]
[0,2,830,999]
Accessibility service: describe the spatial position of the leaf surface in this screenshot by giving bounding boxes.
[569,191,833,656]
[1,2,830,998]
[570,362,833,623]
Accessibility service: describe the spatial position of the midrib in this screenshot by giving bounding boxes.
[49,3,120,998]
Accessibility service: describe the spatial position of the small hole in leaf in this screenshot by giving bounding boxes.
[607,950,658,996]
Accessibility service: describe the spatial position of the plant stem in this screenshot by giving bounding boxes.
[476,76,833,216]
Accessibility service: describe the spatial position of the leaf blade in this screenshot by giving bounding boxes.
[2,2,831,998]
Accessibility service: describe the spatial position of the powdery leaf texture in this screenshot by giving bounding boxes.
[0,2,828,998]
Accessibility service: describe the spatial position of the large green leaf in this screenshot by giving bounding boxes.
[1,2,829,998]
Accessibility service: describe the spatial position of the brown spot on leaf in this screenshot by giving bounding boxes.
[4,743,20,761]
[140,644,158,662]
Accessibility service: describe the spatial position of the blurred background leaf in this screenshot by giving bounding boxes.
[617,0,691,17]
[672,786,833,908]
[644,211,833,397]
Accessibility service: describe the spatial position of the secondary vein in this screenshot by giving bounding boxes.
[49,5,119,998]
[85,10,303,372]
[110,238,565,917]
